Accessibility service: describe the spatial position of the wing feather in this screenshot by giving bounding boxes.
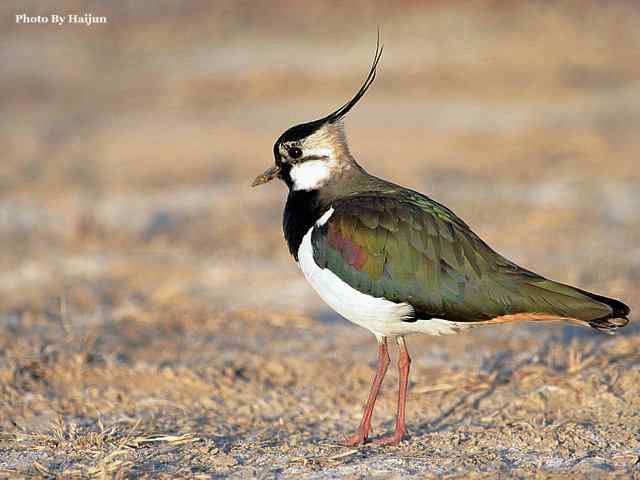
[311,192,616,323]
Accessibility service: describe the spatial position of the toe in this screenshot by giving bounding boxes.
[372,432,406,446]
[340,432,368,447]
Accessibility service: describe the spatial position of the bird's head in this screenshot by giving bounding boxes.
[252,36,383,192]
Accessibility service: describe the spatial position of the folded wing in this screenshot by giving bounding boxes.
[311,193,629,330]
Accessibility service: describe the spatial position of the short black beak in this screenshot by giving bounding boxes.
[251,165,281,187]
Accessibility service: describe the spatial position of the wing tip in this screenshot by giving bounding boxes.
[588,311,630,333]
[580,291,631,333]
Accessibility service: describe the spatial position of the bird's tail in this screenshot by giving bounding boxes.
[490,277,632,333]
[573,288,631,332]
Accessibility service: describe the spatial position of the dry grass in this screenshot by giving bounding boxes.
[1,1,639,477]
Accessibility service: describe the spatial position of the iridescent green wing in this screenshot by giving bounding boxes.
[311,193,614,323]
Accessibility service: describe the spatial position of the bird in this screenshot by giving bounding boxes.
[251,37,631,446]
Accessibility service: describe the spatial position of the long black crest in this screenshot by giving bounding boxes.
[322,30,384,125]
[273,29,384,145]
[276,32,384,145]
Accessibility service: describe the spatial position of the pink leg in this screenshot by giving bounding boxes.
[342,337,390,446]
[373,336,411,446]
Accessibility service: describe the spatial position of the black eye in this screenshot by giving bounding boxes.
[289,147,303,159]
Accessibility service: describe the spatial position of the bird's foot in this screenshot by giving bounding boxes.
[371,430,406,446]
[340,430,368,447]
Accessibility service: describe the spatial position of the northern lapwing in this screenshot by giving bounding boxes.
[252,39,631,446]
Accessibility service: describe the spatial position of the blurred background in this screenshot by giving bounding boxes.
[1,1,639,477]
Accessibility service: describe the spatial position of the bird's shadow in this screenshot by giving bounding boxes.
[309,308,639,442]
[411,321,639,437]
[412,350,516,436]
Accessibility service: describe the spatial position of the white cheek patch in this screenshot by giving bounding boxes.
[290,159,335,191]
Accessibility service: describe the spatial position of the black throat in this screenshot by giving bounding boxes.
[283,189,328,260]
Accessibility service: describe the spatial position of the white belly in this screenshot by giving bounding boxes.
[297,213,466,338]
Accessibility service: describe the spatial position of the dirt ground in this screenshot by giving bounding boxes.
[1,1,640,478]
